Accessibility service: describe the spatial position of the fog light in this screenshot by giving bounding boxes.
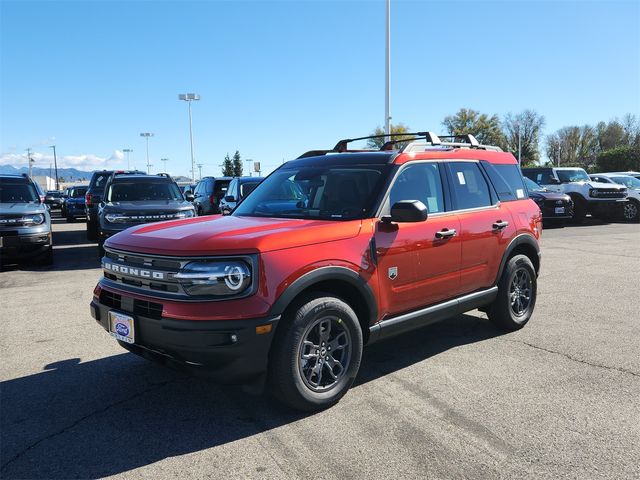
[230,334,238,343]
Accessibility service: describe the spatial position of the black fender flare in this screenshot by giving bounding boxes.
[268,266,378,325]
[494,233,541,285]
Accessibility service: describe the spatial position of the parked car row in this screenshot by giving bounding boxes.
[183,176,262,215]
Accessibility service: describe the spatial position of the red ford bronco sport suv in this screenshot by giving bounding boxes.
[90,132,542,411]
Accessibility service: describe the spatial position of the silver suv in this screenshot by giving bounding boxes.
[0,174,53,265]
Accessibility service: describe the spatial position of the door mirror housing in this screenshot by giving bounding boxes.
[382,200,428,223]
[224,195,235,203]
[185,193,195,202]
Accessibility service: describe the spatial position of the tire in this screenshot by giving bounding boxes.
[622,200,640,223]
[487,254,537,331]
[86,221,98,241]
[33,247,53,266]
[97,241,105,259]
[268,294,363,411]
[569,196,586,223]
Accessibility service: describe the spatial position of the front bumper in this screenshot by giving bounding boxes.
[0,231,52,261]
[90,291,280,382]
[588,199,628,214]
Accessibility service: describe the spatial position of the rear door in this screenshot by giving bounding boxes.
[445,161,514,295]
[375,161,462,316]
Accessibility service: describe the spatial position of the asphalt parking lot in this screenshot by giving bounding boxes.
[1,214,639,479]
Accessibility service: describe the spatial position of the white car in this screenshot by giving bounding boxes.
[589,173,640,222]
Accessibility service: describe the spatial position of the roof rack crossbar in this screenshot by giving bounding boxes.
[333,132,436,152]
[436,134,480,147]
[380,131,441,150]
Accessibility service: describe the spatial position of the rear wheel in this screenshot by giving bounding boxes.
[268,294,363,411]
[487,254,536,331]
[622,200,639,222]
[86,221,98,241]
[570,196,586,223]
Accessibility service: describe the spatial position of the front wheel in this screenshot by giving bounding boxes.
[487,254,537,331]
[268,294,363,411]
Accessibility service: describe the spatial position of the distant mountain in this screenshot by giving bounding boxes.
[0,164,95,180]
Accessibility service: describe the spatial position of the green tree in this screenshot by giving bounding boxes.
[502,110,545,166]
[545,126,598,168]
[232,150,243,176]
[366,123,416,149]
[221,153,234,176]
[596,146,640,172]
[442,108,507,148]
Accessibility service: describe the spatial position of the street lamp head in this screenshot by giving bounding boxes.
[140,132,154,137]
[123,148,132,153]
[178,93,200,101]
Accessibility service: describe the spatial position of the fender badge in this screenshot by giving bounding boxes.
[388,266,398,280]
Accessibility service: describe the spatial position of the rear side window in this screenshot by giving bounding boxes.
[240,182,259,198]
[483,163,527,201]
[447,162,493,210]
[92,173,111,189]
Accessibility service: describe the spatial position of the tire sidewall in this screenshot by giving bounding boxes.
[503,255,537,326]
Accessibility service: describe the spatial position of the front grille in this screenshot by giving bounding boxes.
[590,188,626,199]
[99,290,163,320]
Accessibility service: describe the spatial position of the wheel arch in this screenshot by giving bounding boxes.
[269,267,378,345]
[495,234,541,285]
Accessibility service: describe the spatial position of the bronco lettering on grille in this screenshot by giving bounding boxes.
[103,261,165,280]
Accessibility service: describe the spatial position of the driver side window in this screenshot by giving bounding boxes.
[388,163,445,214]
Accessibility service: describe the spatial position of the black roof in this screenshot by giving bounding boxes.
[0,174,32,183]
[285,152,396,168]
[110,174,173,183]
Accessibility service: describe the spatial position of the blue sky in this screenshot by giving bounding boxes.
[1,0,639,177]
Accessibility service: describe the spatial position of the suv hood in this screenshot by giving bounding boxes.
[0,202,47,215]
[105,215,363,255]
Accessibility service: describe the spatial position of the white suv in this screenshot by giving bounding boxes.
[521,167,628,222]
[589,173,640,222]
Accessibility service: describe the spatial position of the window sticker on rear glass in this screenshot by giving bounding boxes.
[516,188,525,199]
[457,171,466,185]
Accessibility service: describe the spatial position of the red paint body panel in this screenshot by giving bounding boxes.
[395,150,518,165]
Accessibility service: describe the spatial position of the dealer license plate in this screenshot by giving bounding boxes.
[108,311,135,344]
[555,207,565,214]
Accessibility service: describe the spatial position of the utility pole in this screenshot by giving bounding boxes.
[26,148,34,177]
[197,163,203,180]
[518,128,522,165]
[50,145,59,190]
[178,93,201,183]
[140,133,154,174]
[384,0,391,142]
[123,148,133,170]
[245,158,253,177]
[160,157,169,172]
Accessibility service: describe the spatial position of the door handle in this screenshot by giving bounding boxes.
[435,228,457,239]
[492,220,509,231]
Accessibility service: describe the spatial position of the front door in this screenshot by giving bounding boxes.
[375,162,462,317]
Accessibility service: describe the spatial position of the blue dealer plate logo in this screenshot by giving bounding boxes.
[115,322,130,337]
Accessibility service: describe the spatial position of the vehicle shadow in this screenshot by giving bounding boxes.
[0,313,503,479]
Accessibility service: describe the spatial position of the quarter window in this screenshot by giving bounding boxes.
[447,162,493,210]
[388,163,445,214]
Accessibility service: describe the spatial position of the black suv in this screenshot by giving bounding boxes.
[219,176,262,215]
[97,172,196,249]
[86,170,144,241]
[191,176,232,215]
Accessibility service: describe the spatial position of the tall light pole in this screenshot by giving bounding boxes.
[518,127,522,165]
[140,133,154,174]
[178,93,200,183]
[197,163,203,180]
[123,148,133,170]
[245,158,253,177]
[50,145,59,190]
[160,157,169,172]
[384,0,391,142]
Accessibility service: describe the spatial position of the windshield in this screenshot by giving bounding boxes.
[47,191,62,198]
[523,177,546,192]
[0,183,39,203]
[233,165,388,220]
[107,182,183,202]
[557,169,590,183]
[71,187,87,198]
[611,176,640,189]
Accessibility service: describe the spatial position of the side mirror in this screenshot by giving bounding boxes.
[224,195,235,203]
[382,200,428,223]
[185,193,195,202]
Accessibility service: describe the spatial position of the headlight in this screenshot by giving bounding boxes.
[175,210,195,219]
[22,214,45,225]
[105,212,127,223]
[589,189,598,197]
[174,260,252,297]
